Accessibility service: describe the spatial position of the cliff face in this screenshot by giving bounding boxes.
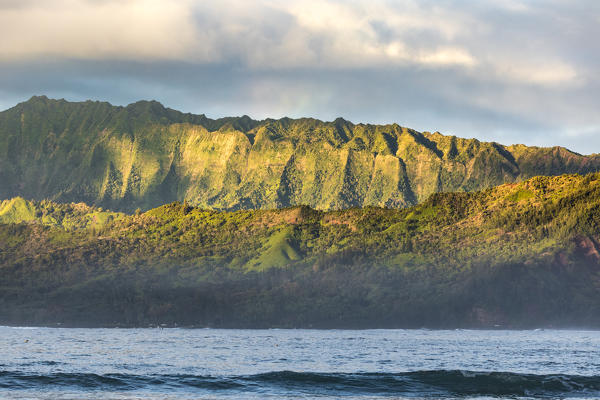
[2,96,599,211]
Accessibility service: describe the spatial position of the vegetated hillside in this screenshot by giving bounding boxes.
[2,96,600,212]
[1,173,600,328]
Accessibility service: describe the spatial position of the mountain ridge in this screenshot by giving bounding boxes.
[2,95,599,212]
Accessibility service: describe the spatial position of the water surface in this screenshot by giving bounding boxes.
[2,327,599,399]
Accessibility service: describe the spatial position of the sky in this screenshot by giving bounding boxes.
[1,0,599,153]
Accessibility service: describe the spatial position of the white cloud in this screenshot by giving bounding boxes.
[0,0,481,69]
[266,0,479,68]
[0,0,588,86]
[416,47,477,67]
[0,0,201,61]
[495,62,579,86]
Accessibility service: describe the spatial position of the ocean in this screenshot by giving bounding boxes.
[1,327,599,399]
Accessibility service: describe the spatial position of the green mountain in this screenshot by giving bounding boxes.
[2,96,600,212]
[1,173,599,328]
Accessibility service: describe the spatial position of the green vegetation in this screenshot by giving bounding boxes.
[2,96,600,212]
[0,197,36,223]
[1,173,600,328]
[250,226,302,271]
[505,188,534,202]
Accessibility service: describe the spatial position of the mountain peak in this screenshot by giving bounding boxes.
[28,94,49,102]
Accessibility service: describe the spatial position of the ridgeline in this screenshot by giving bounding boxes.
[1,96,600,212]
[1,173,600,328]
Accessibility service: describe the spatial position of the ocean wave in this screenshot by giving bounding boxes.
[1,370,599,397]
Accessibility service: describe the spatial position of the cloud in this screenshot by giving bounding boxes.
[0,0,481,69]
[415,47,477,67]
[0,0,583,80]
[494,61,579,86]
[0,0,200,60]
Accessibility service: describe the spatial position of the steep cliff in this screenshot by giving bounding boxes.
[2,96,599,211]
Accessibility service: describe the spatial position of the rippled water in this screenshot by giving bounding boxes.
[2,327,599,399]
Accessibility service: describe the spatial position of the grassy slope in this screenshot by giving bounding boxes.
[1,173,600,327]
[2,96,600,212]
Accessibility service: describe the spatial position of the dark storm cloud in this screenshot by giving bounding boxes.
[0,0,598,153]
